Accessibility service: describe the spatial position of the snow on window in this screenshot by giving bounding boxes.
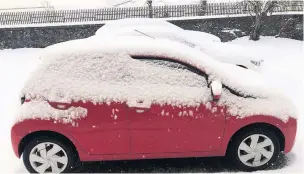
[18,35,298,123]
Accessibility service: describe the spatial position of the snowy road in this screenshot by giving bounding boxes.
[0,37,303,173]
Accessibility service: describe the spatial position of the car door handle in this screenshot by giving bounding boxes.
[127,99,151,112]
[48,101,72,110]
[136,109,146,113]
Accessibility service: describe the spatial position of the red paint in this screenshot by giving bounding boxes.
[220,115,297,154]
[129,102,225,154]
[11,99,297,162]
[64,101,130,155]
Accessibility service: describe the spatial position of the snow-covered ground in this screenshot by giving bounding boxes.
[0,36,303,173]
[0,0,238,10]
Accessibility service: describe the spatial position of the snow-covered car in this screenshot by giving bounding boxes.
[11,36,297,173]
[94,18,264,71]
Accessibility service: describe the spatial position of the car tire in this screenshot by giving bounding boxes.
[226,126,280,171]
[23,136,78,173]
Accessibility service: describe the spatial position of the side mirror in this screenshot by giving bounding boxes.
[210,80,222,101]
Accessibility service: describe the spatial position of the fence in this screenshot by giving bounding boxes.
[0,1,303,26]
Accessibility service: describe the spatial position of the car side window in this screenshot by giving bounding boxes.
[132,56,207,77]
[131,56,208,88]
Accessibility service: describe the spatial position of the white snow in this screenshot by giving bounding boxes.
[2,0,302,10]
[210,80,222,96]
[183,30,221,43]
[94,19,221,46]
[94,19,264,71]
[0,0,239,10]
[95,18,183,36]
[16,100,88,124]
[0,36,303,173]
[95,18,220,45]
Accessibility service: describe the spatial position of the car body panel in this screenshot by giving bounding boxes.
[63,101,130,155]
[219,115,297,155]
[12,101,130,157]
[129,102,226,154]
[12,102,297,162]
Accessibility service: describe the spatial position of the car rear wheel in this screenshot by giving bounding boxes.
[23,137,77,173]
[227,127,280,171]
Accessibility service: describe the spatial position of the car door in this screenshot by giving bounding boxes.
[128,57,226,154]
[64,101,130,155]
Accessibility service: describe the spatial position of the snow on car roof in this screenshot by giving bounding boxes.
[18,35,298,123]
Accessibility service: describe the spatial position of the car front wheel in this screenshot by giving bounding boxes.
[227,127,280,171]
[22,137,77,173]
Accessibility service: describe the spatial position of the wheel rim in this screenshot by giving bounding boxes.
[237,134,275,167]
[29,142,68,173]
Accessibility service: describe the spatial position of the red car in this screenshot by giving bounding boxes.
[11,36,297,173]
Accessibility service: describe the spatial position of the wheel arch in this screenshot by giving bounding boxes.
[225,122,285,155]
[18,130,78,157]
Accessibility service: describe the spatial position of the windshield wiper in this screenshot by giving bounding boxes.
[134,29,155,39]
[222,84,257,99]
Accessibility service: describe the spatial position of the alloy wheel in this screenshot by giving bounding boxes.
[237,134,275,167]
[29,142,68,173]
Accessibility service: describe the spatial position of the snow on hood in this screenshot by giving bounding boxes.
[95,20,221,48]
[95,18,181,36]
[197,41,264,63]
[95,25,199,48]
[20,35,298,123]
[182,30,221,43]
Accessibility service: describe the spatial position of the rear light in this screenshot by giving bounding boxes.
[21,96,25,105]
